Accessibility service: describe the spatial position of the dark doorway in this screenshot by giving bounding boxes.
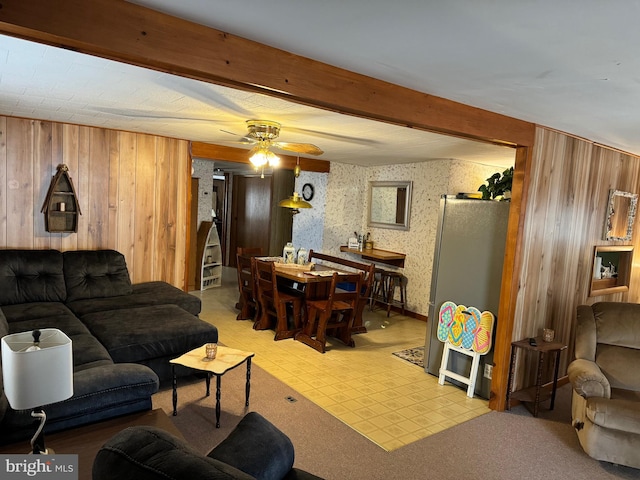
[229,175,273,266]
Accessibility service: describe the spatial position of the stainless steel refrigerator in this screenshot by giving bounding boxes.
[424,195,510,399]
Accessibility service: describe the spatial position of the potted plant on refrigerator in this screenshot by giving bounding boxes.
[478,166,513,201]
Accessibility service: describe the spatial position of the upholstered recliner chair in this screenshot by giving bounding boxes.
[92,412,322,480]
[568,302,640,469]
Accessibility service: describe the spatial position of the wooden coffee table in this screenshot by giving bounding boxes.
[170,345,255,428]
[0,408,180,480]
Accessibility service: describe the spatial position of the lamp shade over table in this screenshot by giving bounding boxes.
[1,328,73,410]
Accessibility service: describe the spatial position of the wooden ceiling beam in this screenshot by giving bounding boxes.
[0,0,535,148]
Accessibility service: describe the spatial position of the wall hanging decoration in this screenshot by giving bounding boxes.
[41,164,82,233]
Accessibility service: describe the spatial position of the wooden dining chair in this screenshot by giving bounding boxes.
[307,250,374,334]
[235,253,259,321]
[295,272,363,353]
[237,246,264,256]
[254,259,304,340]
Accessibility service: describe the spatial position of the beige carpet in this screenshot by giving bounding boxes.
[152,365,640,480]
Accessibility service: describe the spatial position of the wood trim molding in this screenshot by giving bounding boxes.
[489,145,533,411]
[0,0,535,148]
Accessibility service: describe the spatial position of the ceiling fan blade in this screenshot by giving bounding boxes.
[286,126,382,146]
[94,106,224,123]
[157,76,253,118]
[220,129,256,144]
[272,142,324,156]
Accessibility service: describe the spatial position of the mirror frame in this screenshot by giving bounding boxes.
[604,189,638,241]
[367,181,412,231]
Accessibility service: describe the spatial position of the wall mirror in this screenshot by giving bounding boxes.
[368,181,412,230]
[604,189,638,241]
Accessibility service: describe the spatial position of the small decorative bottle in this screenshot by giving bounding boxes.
[297,247,308,265]
[283,242,295,264]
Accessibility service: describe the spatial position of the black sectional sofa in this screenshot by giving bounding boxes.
[0,249,218,445]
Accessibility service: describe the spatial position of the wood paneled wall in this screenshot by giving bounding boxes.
[0,116,190,288]
[511,127,640,388]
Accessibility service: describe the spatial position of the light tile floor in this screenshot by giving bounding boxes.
[192,267,490,451]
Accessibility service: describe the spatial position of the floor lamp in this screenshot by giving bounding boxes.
[1,329,73,454]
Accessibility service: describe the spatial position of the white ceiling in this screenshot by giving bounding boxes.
[5,2,640,170]
[0,34,513,169]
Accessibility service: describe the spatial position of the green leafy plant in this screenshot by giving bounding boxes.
[478,167,513,200]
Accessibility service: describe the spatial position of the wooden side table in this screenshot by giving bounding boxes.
[170,345,255,428]
[506,336,567,417]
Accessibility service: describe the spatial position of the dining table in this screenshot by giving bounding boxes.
[270,261,355,301]
[241,257,366,341]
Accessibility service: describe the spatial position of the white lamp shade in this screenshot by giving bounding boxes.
[1,329,73,410]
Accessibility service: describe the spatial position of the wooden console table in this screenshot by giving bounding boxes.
[339,246,405,267]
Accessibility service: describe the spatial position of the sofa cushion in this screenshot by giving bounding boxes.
[80,305,218,364]
[596,344,640,391]
[63,250,132,302]
[133,282,202,316]
[66,281,201,317]
[93,425,254,480]
[1,301,75,323]
[1,363,158,445]
[209,412,295,480]
[593,302,640,350]
[0,249,66,305]
[6,309,114,371]
[586,396,640,435]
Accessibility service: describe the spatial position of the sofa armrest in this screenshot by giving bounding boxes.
[568,358,611,399]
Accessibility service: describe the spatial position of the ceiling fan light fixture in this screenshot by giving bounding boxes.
[247,120,281,140]
[249,145,280,169]
[266,150,280,168]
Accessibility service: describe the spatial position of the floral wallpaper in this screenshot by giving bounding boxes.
[292,170,328,254]
[297,159,509,317]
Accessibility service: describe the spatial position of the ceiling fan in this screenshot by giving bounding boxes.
[226,120,324,167]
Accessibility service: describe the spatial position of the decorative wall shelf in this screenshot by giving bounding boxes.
[589,245,633,296]
[197,221,222,290]
[41,164,81,233]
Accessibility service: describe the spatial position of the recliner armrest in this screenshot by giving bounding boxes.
[568,358,611,399]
